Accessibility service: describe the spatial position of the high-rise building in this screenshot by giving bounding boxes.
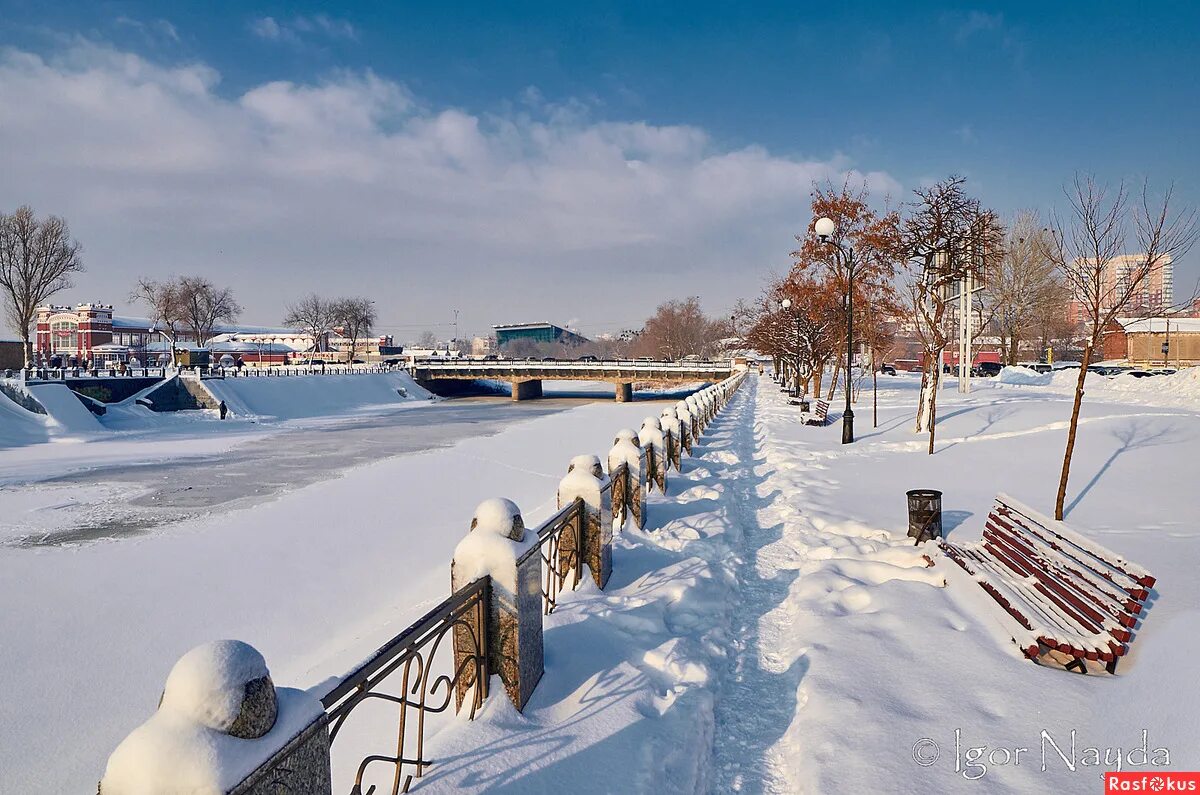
[1066,253,1173,323]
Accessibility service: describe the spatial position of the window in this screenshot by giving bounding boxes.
[50,319,79,352]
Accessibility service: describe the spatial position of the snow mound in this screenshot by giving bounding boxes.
[997,366,1052,386]
[160,640,269,731]
[27,383,103,434]
[203,371,430,422]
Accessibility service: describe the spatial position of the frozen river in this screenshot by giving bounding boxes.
[0,385,693,547]
[0,386,687,793]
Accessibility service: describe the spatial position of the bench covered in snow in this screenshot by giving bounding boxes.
[804,399,830,427]
[939,494,1155,674]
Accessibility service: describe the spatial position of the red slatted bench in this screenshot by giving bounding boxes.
[804,399,830,427]
[939,493,1155,674]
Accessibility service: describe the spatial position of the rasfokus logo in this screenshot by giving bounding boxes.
[1106,773,1200,792]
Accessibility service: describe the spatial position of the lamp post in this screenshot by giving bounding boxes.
[779,298,802,396]
[815,216,856,444]
[149,326,177,368]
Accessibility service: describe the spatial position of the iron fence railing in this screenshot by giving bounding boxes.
[319,577,490,795]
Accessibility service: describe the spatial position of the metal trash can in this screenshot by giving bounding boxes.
[906,489,943,543]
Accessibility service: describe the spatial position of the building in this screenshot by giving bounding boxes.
[1101,317,1200,367]
[493,322,589,348]
[1067,254,1174,323]
[33,303,310,365]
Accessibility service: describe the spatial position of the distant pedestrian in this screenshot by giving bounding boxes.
[234,356,244,372]
[219,400,228,420]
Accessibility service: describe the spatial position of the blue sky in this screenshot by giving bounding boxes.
[1,2,1197,338]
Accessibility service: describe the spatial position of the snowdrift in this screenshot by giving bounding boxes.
[202,371,432,421]
[0,387,53,447]
[26,383,103,435]
[998,364,1200,408]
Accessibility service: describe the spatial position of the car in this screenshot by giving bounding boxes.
[1123,369,1156,378]
[577,354,599,361]
[1151,368,1177,376]
[1018,362,1052,374]
[879,363,897,376]
[972,361,1004,377]
[541,356,557,361]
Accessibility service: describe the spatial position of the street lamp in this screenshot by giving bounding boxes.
[149,326,177,368]
[815,216,857,444]
[779,298,802,396]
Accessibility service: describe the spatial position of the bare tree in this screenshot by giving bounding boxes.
[177,276,241,348]
[415,330,439,349]
[332,297,377,363]
[978,212,1066,365]
[627,297,727,359]
[283,294,337,364]
[130,278,187,363]
[902,176,1005,453]
[0,206,84,365]
[1047,176,1197,519]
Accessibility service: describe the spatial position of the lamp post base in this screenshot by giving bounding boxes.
[842,408,855,444]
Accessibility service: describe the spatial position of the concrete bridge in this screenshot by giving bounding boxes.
[411,359,734,401]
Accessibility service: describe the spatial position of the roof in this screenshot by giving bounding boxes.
[112,315,301,336]
[492,322,565,331]
[1116,317,1200,334]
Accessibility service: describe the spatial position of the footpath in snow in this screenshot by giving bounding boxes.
[419,372,1199,793]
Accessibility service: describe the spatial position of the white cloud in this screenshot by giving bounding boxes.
[0,42,900,332]
[249,14,358,45]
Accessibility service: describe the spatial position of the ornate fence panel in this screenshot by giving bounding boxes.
[518,499,584,615]
[320,578,490,795]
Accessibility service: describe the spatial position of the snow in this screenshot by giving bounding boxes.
[0,393,681,793]
[5,364,1198,792]
[100,640,322,795]
[558,455,605,512]
[159,640,270,731]
[27,382,104,434]
[99,686,322,795]
[406,371,1200,792]
[997,363,1200,409]
[203,371,430,421]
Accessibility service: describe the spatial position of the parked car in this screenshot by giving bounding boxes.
[577,354,599,361]
[1152,368,1177,376]
[541,356,557,361]
[972,361,1004,377]
[879,363,897,375]
[1123,369,1156,378]
[1018,362,1053,374]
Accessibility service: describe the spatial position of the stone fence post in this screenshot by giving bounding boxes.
[659,408,684,470]
[608,429,646,531]
[99,640,332,795]
[558,454,612,588]
[451,498,544,711]
[638,417,667,493]
[674,402,693,454]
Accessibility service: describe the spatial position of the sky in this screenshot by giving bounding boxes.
[1,1,1198,341]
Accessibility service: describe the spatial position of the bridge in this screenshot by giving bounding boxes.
[411,359,735,401]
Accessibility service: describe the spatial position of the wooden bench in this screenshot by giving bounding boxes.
[939,493,1155,674]
[804,399,829,426]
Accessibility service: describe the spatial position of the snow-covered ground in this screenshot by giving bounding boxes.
[0,379,689,793]
[3,370,1196,792]
[404,372,1198,793]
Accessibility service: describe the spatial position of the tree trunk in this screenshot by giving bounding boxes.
[21,332,32,368]
[926,366,941,454]
[872,366,878,427]
[915,363,930,432]
[826,364,840,401]
[1054,340,1094,520]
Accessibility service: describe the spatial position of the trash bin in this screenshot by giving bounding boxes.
[906,489,942,543]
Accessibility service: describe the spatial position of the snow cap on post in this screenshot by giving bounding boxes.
[614,427,641,447]
[160,640,277,738]
[641,415,662,431]
[568,453,604,479]
[471,497,525,541]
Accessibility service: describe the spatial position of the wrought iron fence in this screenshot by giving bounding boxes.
[320,577,490,795]
[518,498,583,615]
